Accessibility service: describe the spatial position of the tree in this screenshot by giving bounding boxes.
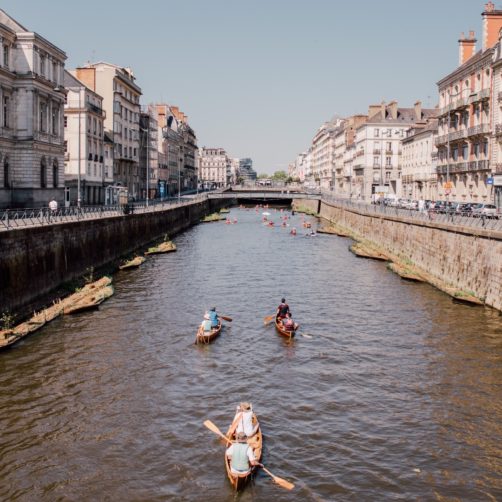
[271,170,288,181]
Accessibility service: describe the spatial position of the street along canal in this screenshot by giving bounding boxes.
[0,207,501,501]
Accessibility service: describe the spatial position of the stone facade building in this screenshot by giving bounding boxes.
[401,120,439,201]
[64,70,108,205]
[75,62,142,199]
[0,10,66,209]
[353,101,435,201]
[436,2,502,203]
[139,107,159,200]
[198,147,230,188]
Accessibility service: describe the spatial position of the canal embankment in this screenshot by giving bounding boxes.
[0,198,230,316]
[294,197,502,311]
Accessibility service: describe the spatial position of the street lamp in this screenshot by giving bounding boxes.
[77,88,82,208]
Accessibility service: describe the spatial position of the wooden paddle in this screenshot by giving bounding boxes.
[264,314,275,325]
[258,463,295,491]
[299,332,313,339]
[204,420,295,491]
[204,419,233,444]
[220,315,232,322]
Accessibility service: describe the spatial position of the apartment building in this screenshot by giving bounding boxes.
[353,101,435,201]
[64,70,107,205]
[401,120,439,201]
[198,147,230,188]
[0,9,66,208]
[436,2,502,203]
[75,62,142,199]
[139,107,159,200]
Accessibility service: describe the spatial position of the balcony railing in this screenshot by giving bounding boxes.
[373,149,381,155]
[495,124,502,136]
[436,159,489,174]
[469,123,491,136]
[494,163,502,173]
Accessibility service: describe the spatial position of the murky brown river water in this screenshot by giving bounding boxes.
[1,206,501,501]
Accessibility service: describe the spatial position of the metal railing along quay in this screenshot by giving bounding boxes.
[0,194,208,231]
[320,193,502,232]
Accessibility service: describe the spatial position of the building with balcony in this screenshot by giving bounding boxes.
[155,104,197,196]
[64,70,107,205]
[139,107,159,200]
[0,9,66,208]
[436,2,502,203]
[353,101,435,201]
[310,118,343,189]
[198,147,231,188]
[333,115,367,197]
[75,62,142,199]
[401,119,439,201]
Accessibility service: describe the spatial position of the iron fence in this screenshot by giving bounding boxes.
[320,192,502,232]
[0,194,208,231]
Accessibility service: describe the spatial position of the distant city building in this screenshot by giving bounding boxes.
[401,119,439,201]
[75,62,142,199]
[353,101,435,201]
[156,104,197,196]
[198,147,231,188]
[0,9,66,208]
[238,158,256,181]
[139,107,159,200]
[64,70,107,205]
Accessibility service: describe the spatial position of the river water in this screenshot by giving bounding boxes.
[0,206,501,501]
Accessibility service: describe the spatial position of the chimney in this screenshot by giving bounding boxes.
[458,31,477,65]
[414,100,422,121]
[482,1,502,50]
[381,100,386,119]
[75,67,96,92]
[368,104,381,119]
[388,100,398,120]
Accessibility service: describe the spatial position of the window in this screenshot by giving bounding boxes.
[452,147,458,161]
[373,156,380,167]
[374,128,379,137]
[52,62,57,83]
[462,144,468,159]
[386,156,392,167]
[3,96,9,128]
[64,116,68,128]
[64,140,68,152]
[52,159,58,187]
[40,157,47,188]
[4,157,9,188]
[40,55,45,77]
[52,107,58,135]
[39,102,47,132]
[386,142,392,153]
[3,45,9,69]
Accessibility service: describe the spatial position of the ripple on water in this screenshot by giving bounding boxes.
[0,207,501,501]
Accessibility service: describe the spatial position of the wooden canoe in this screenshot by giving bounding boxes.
[119,256,146,270]
[145,241,176,255]
[275,316,297,339]
[195,320,222,344]
[225,413,262,491]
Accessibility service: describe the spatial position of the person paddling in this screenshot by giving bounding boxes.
[282,312,296,332]
[277,298,290,319]
[209,307,219,328]
[226,432,258,476]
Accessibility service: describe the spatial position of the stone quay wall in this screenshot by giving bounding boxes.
[297,198,502,311]
[0,199,228,314]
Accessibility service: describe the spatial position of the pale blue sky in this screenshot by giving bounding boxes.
[1,0,486,173]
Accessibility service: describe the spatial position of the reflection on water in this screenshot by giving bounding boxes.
[0,207,501,501]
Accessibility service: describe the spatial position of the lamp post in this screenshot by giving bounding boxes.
[77,88,82,208]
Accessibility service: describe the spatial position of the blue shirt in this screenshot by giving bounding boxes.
[209,310,218,327]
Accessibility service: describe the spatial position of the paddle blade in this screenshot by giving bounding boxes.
[263,314,275,325]
[220,315,232,322]
[300,332,312,339]
[204,419,223,436]
[261,466,295,490]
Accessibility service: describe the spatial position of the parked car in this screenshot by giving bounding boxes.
[458,203,475,216]
[471,203,499,218]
